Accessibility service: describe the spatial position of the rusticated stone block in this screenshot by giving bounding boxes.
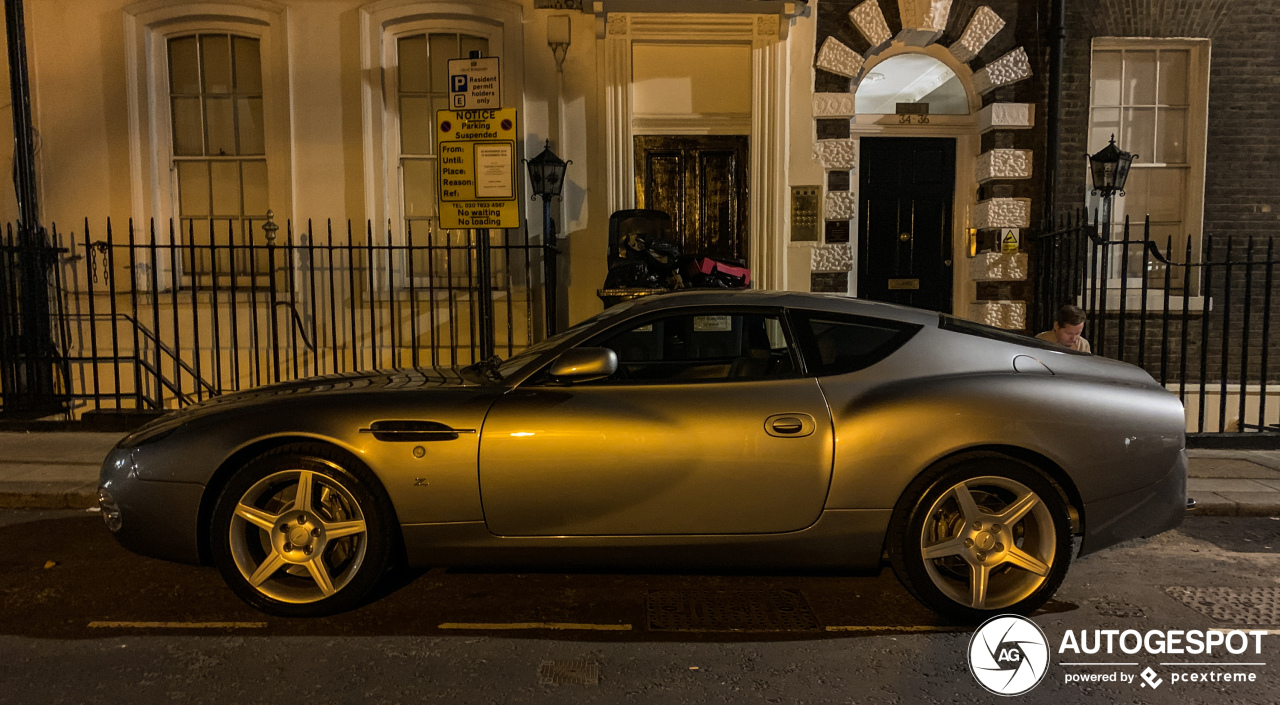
[811,243,854,273]
[824,192,856,220]
[815,37,865,79]
[973,47,1032,94]
[896,0,953,46]
[969,300,1026,330]
[814,140,857,169]
[973,198,1031,229]
[813,93,858,117]
[977,103,1034,132]
[849,0,892,49]
[970,252,1028,281]
[949,6,1005,64]
[976,149,1033,182]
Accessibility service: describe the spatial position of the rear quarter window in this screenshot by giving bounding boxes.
[792,310,921,376]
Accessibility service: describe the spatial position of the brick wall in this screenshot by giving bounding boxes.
[1052,0,1280,380]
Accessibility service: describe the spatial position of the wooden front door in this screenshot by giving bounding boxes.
[858,137,956,313]
[634,135,748,261]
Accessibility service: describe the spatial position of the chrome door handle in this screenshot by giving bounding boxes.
[771,417,804,434]
[764,413,816,438]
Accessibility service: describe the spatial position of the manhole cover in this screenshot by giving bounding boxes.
[538,660,599,685]
[1092,598,1145,618]
[1164,586,1280,625]
[646,589,820,631]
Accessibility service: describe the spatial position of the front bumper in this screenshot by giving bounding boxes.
[98,446,206,565]
[1079,449,1187,556]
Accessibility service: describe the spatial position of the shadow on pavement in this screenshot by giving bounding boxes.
[0,514,1075,641]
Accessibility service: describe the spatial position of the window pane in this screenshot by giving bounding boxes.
[399,96,433,154]
[804,315,913,376]
[1158,50,1188,105]
[236,97,265,154]
[460,34,489,61]
[205,97,236,155]
[200,35,233,94]
[172,97,204,155]
[241,160,269,215]
[592,313,793,382]
[210,161,242,216]
[177,161,210,217]
[168,37,201,94]
[1146,168,1186,221]
[429,33,459,98]
[1092,50,1122,106]
[1124,50,1156,105]
[1121,107,1154,164]
[233,37,262,94]
[398,35,429,93]
[402,159,436,218]
[1089,107,1120,152]
[1157,108,1187,163]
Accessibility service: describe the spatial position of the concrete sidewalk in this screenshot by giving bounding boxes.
[0,432,1278,517]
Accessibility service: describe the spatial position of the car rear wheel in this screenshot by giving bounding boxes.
[210,444,395,617]
[887,454,1073,623]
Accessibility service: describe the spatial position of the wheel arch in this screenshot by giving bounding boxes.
[883,444,1086,560]
[196,435,403,565]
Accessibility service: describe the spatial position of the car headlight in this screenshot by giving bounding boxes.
[98,489,122,532]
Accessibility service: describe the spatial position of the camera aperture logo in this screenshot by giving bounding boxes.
[969,615,1050,696]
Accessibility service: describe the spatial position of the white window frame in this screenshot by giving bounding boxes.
[359,0,524,246]
[1087,37,1211,300]
[124,1,292,250]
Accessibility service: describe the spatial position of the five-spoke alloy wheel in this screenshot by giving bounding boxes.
[888,454,1073,623]
[211,444,396,617]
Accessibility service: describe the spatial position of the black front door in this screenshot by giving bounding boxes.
[858,137,955,313]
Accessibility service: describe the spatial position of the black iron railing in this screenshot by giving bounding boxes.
[1033,211,1280,434]
[0,217,553,418]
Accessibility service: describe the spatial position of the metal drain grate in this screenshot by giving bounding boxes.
[646,589,820,632]
[538,660,599,685]
[1164,587,1280,625]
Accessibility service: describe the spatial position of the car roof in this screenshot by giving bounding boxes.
[624,289,941,326]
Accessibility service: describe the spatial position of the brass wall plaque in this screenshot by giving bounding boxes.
[790,186,820,242]
[887,278,920,290]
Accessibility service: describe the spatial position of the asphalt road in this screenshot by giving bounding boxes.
[1,509,1278,704]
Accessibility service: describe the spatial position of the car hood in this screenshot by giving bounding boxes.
[121,368,482,442]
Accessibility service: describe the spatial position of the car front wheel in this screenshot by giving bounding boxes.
[210,443,396,617]
[887,454,1073,623]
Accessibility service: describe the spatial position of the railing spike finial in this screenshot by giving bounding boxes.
[262,209,279,243]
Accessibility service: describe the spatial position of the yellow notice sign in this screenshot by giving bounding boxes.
[436,108,520,229]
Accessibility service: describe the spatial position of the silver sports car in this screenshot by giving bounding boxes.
[99,290,1187,622]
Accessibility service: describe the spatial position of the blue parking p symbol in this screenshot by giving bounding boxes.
[451,75,467,93]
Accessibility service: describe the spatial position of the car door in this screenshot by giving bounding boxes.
[477,308,834,536]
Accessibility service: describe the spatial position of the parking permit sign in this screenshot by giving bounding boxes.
[436,108,520,229]
[448,57,500,109]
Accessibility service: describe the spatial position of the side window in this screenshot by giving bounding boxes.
[797,312,920,376]
[589,312,796,383]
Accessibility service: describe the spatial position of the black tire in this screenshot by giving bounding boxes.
[887,453,1073,623]
[210,443,397,617]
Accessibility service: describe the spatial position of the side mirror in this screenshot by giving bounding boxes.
[548,347,618,383]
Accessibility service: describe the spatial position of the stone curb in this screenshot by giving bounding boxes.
[0,483,98,510]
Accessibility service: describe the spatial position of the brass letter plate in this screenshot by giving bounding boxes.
[887,278,920,290]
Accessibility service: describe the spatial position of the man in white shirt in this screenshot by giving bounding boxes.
[1035,304,1092,353]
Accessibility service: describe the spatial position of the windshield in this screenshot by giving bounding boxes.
[493,300,641,378]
